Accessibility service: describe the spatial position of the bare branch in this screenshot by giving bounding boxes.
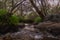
[29,0,44,19]
[10,0,26,13]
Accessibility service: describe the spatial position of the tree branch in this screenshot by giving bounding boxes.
[10,0,26,13]
[29,0,44,19]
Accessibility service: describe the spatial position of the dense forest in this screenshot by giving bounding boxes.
[0,0,60,40]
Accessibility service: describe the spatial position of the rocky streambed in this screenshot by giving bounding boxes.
[0,12,60,40]
[0,23,60,40]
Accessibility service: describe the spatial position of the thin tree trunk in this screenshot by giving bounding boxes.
[10,0,25,13]
[5,0,25,20]
[29,0,44,19]
[12,0,14,7]
[40,0,47,16]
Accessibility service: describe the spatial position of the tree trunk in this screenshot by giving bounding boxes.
[29,0,45,19]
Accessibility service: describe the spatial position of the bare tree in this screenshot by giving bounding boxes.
[29,0,45,19]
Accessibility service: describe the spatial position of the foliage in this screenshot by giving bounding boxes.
[0,9,19,34]
[0,9,20,25]
[0,9,7,15]
[0,9,8,24]
[9,15,20,25]
[34,17,42,23]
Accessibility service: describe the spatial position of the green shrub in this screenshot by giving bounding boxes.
[0,9,20,25]
[0,9,7,15]
[9,15,19,25]
[34,17,42,23]
[0,9,20,34]
[0,9,8,24]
